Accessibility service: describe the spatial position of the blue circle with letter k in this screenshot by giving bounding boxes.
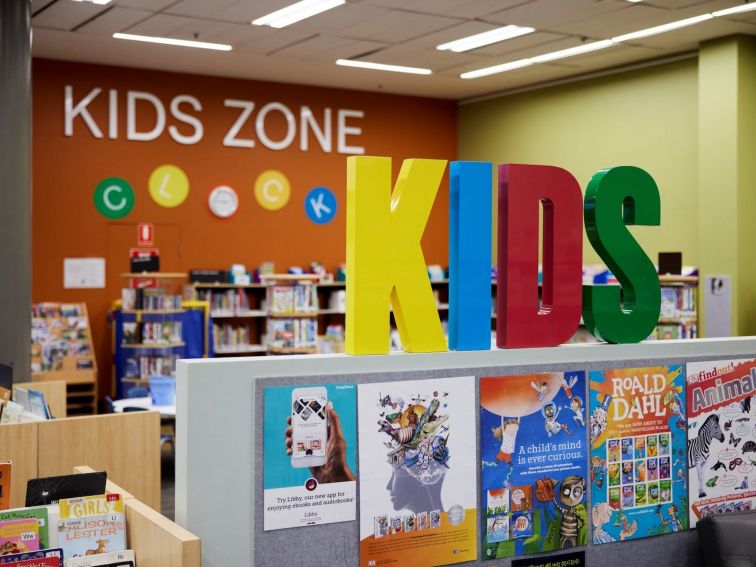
[304,187,337,225]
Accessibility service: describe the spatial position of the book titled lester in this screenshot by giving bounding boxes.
[57,495,126,559]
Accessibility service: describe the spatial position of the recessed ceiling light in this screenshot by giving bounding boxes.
[460,59,532,79]
[71,0,112,4]
[529,40,615,63]
[252,0,345,28]
[712,2,756,17]
[112,33,232,51]
[436,25,535,53]
[611,14,713,42]
[627,0,643,3]
[336,59,432,75]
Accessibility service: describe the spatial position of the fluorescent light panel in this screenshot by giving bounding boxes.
[436,25,535,53]
[530,39,614,63]
[71,0,112,4]
[253,0,345,28]
[460,59,532,79]
[713,3,756,17]
[611,13,713,42]
[336,59,431,75]
[112,33,232,51]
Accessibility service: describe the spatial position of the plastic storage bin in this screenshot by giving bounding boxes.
[149,375,176,406]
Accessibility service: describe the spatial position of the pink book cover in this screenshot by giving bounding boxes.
[0,518,40,556]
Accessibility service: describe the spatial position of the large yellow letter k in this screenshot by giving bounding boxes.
[346,156,447,354]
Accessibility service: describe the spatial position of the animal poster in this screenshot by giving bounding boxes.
[589,366,687,543]
[687,359,756,526]
[480,372,588,560]
[358,376,477,567]
[262,383,357,531]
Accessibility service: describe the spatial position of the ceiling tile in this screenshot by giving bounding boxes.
[117,0,178,10]
[283,3,389,35]
[484,0,629,31]
[75,7,152,35]
[361,0,524,18]
[564,43,666,69]
[367,44,490,71]
[31,0,55,14]
[387,20,501,50]
[123,13,198,36]
[32,1,110,31]
[274,35,387,60]
[643,0,723,9]
[472,31,573,57]
[165,0,241,18]
[211,0,303,24]
[338,10,463,43]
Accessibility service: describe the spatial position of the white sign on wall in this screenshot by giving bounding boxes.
[64,257,105,289]
[64,86,365,154]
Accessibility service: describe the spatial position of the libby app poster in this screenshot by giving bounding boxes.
[263,383,357,531]
[480,372,588,560]
[358,376,477,567]
[589,366,688,543]
[687,359,756,526]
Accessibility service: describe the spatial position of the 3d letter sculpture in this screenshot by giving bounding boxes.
[345,157,447,355]
[582,166,661,343]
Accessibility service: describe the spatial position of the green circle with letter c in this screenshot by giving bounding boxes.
[94,177,135,219]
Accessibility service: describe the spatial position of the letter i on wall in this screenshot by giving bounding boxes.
[345,157,447,354]
[449,162,492,351]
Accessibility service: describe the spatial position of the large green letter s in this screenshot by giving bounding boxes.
[582,166,661,343]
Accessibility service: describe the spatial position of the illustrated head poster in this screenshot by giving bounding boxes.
[687,359,756,526]
[480,371,588,560]
[589,365,687,543]
[358,376,477,567]
[263,383,357,531]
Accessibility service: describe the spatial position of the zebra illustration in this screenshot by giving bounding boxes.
[688,414,725,498]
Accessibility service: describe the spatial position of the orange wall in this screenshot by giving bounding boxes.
[32,59,457,398]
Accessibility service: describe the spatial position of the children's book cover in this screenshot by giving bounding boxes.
[0,519,39,556]
[0,463,10,511]
[687,359,756,526]
[263,383,357,531]
[480,372,588,560]
[589,365,687,543]
[57,494,126,558]
[65,549,135,566]
[358,376,477,567]
[1,559,58,567]
[0,509,49,549]
[0,548,63,566]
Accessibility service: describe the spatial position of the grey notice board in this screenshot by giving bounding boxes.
[175,337,756,566]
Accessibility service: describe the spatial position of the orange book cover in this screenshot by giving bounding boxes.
[0,461,11,511]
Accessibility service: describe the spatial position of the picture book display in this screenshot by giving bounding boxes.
[480,372,588,560]
[358,376,477,567]
[687,358,756,526]
[57,494,126,559]
[589,366,687,543]
[30,304,94,374]
[263,383,357,531]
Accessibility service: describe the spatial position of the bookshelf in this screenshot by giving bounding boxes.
[264,274,319,354]
[113,273,208,398]
[192,271,699,354]
[653,274,699,340]
[31,302,98,415]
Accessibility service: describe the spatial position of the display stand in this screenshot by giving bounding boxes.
[31,302,97,415]
[176,337,756,566]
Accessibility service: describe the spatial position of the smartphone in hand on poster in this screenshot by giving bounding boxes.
[291,386,327,468]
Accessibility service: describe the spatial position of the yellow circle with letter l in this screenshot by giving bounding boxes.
[254,170,291,211]
[149,164,189,208]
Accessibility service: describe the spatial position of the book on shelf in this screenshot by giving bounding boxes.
[0,548,64,566]
[121,288,182,311]
[203,289,250,314]
[268,319,317,350]
[57,494,126,559]
[12,389,51,421]
[123,355,178,380]
[0,517,40,555]
[0,508,49,549]
[0,402,45,425]
[0,463,10,512]
[65,549,135,567]
[270,286,294,314]
[121,321,182,346]
[213,324,250,349]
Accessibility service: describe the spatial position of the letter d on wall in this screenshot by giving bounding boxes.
[346,157,447,354]
[583,166,661,343]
